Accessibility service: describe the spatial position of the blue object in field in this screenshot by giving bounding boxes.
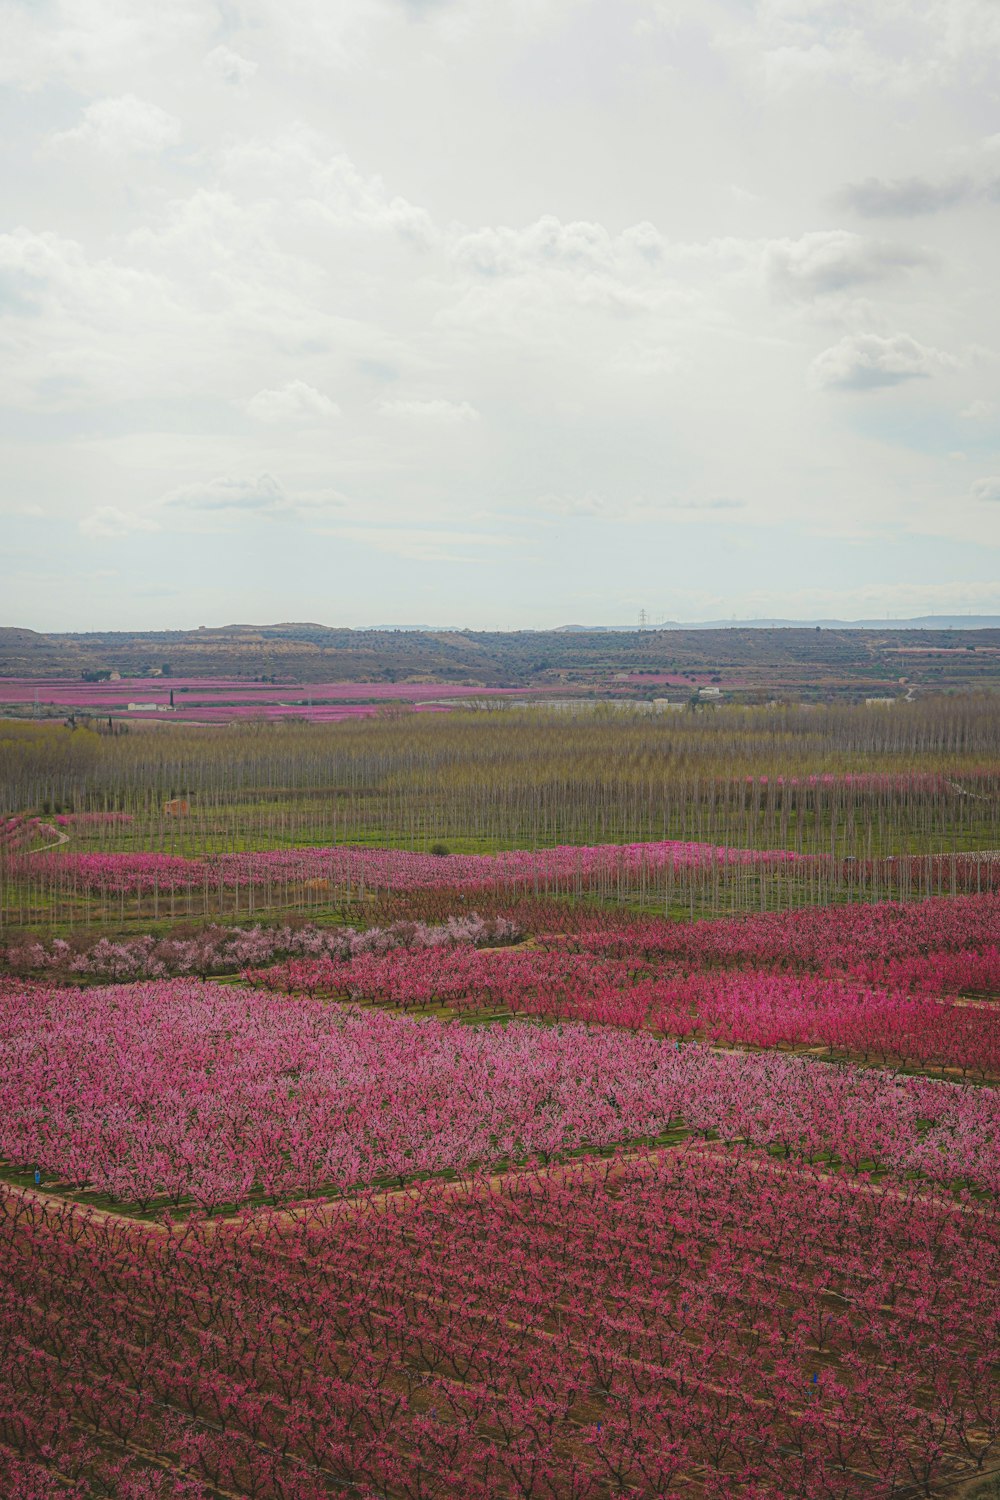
[34,1169,40,1186]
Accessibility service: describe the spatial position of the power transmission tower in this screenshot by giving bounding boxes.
[638,608,648,631]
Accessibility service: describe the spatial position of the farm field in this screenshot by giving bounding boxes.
[0,676,527,724]
[245,935,1000,1082]
[4,975,1000,1212]
[1,696,999,1497]
[3,699,1000,930]
[3,1147,997,1500]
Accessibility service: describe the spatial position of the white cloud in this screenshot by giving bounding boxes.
[0,0,217,89]
[204,45,258,87]
[377,398,481,423]
[161,474,286,511]
[962,399,996,420]
[451,215,665,279]
[218,125,437,243]
[446,214,691,326]
[971,477,1000,503]
[720,0,1000,94]
[246,381,342,424]
[839,175,973,216]
[227,0,382,73]
[765,231,934,299]
[79,505,159,538]
[0,228,187,406]
[811,333,958,391]
[0,228,159,313]
[240,0,577,77]
[51,94,181,155]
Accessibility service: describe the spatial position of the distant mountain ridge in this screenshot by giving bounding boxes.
[555,616,1000,632]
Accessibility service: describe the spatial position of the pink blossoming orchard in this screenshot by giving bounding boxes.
[1,700,1000,1497]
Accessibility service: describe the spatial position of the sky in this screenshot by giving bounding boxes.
[2,0,1000,631]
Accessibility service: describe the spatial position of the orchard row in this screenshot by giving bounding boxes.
[1,913,522,983]
[251,947,1000,1080]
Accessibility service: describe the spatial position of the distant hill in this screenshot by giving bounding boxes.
[3,620,1000,701]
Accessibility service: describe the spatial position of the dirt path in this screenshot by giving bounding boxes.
[24,818,70,853]
[0,1179,171,1232]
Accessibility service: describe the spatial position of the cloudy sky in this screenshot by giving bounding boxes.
[3,0,1000,629]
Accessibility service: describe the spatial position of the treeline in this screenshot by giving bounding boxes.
[4,696,1000,797]
[2,700,999,928]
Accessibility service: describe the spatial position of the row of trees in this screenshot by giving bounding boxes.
[246,940,1000,1080]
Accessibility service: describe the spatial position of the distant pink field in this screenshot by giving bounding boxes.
[0,674,759,721]
[0,677,522,722]
[16,839,806,898]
